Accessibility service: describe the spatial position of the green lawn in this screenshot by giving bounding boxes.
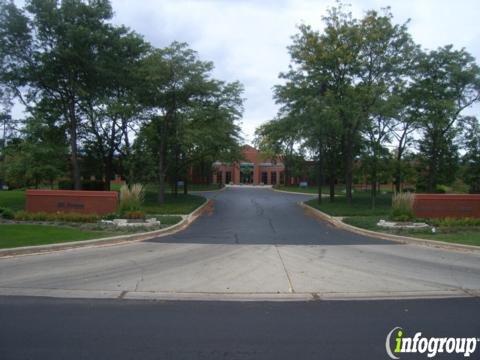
[274,185,348,194]
[305,192,392,216]
[0,187,206,215]
[0,190,25,211]
[0,224,115,249]
[342,216,480,246]
[304,192,480,247]
[186,184,223,192]
[143,191,206,214]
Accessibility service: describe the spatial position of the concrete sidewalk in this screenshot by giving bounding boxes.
[0,240,479,301]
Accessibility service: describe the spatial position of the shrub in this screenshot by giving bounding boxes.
[119,183,144,214]
[435,184,450,194]
[14,211,98,223]
[58,180,106,191]
[390,192,415,221]
[102,213,118,220]
[0,207,15,219]
[429,217,480,227]
[123,210,146,219]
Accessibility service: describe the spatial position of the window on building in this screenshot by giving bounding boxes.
[279,171,285,185]
[225,171,232,184]
[217,171,223,184]
[261,172,268,184]
[271,172,277,185]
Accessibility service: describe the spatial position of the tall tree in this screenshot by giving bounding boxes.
[411,46,480,192]
[0,0,116,189]
[273,5,416,204]
[138,42,241,203]
[80,28,149,189]
[461,116,480,193]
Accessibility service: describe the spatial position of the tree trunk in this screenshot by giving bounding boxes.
[183,176,188,195]
[344,141,354,204]
[317,172,322,204]
[317,148,323,204]
[104,154,114,191]
[394,161,402,193]
[328,151,336,202]
[158,140,166,204]
[370,151,377,210]
[68,100,81,190]
[427,135,439,193]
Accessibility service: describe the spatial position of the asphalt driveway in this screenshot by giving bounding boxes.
[150,187,393,245]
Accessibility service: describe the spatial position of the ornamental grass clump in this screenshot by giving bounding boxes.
[391,192,415,222]
[119,183,144,214]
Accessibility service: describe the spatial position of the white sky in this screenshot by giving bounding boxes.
[11,0,480,144]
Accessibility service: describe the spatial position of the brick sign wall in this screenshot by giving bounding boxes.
[413,194,480,218]
[26,190,118,215]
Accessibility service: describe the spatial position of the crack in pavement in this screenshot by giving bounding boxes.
[275,246,295,293]
[128,259,144,292]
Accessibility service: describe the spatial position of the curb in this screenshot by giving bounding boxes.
[271,188,317,196]
[0,199,212,258]
[189,186,226,194]
[300,202,480,254]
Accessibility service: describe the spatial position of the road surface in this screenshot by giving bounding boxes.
[1,296,479,360]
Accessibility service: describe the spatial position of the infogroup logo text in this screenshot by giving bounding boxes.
[386,327,479,359]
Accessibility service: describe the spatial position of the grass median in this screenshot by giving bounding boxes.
[305,192,480,247]
[0,187,205,249]
[274,185,347,194]
[0,224,116,249]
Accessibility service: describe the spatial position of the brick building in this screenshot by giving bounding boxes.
[212,145,285,185]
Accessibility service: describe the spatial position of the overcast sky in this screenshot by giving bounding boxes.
[12,0,480,144]
[106,0,480,144]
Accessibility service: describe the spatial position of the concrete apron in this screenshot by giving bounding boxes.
[0,240,479,302]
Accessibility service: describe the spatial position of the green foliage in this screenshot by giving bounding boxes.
[14,211,99,223]
[342,215,480,246]
[429,217,480,228]
[461,116,480,193]
[122,210,146,220]
[271,4,418,202]
[390,192,415,221]
[0,207,14,219]
[58,180,106,191]
[412,47,480,192]
[102,213,118,220]
[435,185,449,194]
[134,42,243,200]
[119,183,144,213]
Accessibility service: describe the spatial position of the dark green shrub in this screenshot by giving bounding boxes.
[58,180,106,191]
[14,211,98,223]
[102,213,119,220]
[123,210,146,219]
[0,207,15,219]
[435,185,449,194]
[58,180,74,190]
[81,180,106,191]
[429,217,480,227]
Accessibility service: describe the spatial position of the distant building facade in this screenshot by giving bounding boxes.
[212,145,285,185]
